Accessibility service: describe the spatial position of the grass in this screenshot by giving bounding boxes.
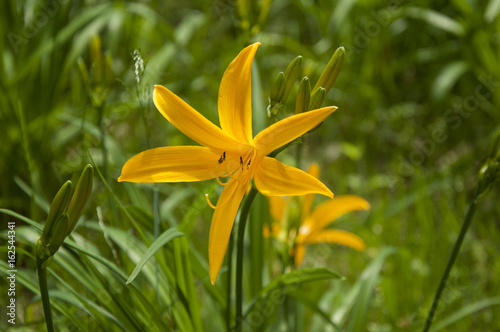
[1,0,500,331]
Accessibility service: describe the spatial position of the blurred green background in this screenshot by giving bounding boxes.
[1,0,499,331]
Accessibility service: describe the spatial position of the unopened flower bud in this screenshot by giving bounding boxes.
[67,164,94,235]
[282,55,303,103]
[295,77,311,114]
[270,72,285,106]
[48,213,69,255]
[314,46,345,94]
[42,181,72,242]
[268,72,286,116]
[309,87,326,111]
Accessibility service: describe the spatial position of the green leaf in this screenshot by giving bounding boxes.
[0,208,43,231]
[430,297,500,331]
[485,0,500,23]
[404,7,465,36]
[288,289,341,331]
[337,247,396,331]
[244,267,343,324]
[127,228,184,284]
[431,61,469,100]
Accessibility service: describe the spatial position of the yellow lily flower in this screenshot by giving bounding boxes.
[118,43,337,284]
[267,163,369,266]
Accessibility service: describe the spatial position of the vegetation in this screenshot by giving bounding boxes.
[1,0,499,331]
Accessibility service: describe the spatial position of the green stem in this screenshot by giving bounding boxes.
[226,232,234,332]
[37,258,55,332]
[423,186,480,332]
[235,187,258,332]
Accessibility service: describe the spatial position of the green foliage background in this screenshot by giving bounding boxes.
[1,0,499,331]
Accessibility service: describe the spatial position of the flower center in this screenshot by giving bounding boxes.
[215,148,257,185]
[205,147,258,209]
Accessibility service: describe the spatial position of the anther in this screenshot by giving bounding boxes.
[218,151,226,164]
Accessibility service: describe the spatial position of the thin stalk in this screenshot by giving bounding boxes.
[423,186,480,332]
[226,232,234,332]
[37,258,54,332]
[235,187,258,332]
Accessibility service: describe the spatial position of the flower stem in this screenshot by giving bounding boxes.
[226,231,234,332]
[423,186,480,332]
[235,186,258,332]
[37,258,55,332]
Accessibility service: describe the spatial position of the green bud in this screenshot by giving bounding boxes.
[270,72,285,106]
[295,77,311,114]
[309,87,326,110]
[67,164,94,236]
[314,46,345,94]
[42,181,72,242]
[268,72,285,117]
[282,56,303,103]
[48,213,69,255]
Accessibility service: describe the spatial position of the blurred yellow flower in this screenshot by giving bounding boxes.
[119,43,338,284]
[267,163,369,266]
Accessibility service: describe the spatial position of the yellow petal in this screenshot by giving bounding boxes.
[153,85,243,151]
[263,223,281,238]
[209,178,248,285]
[254,157,333,198]
[301,163,320,221]
[254,106,337,156]
[300,195,370,237]
[218,43,260,145]
[294,244,306,266]
[301,229,366,252]
[118,146,223,183]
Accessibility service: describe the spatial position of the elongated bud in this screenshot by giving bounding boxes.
[67,164,94,235]
[282,56,303,103]
[270,72,285,106]
[295,77,311,114]
[42,181,72,241]
[309,87,326,110]
[314,46,345,94]
[48,214,69,255]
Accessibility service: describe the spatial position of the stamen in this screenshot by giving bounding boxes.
[216,176,229,185]
[205,194,217,209]
[205,190,234,210]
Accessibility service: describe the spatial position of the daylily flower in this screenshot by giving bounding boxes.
[267,163,369,266]
[118,43,337,284]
